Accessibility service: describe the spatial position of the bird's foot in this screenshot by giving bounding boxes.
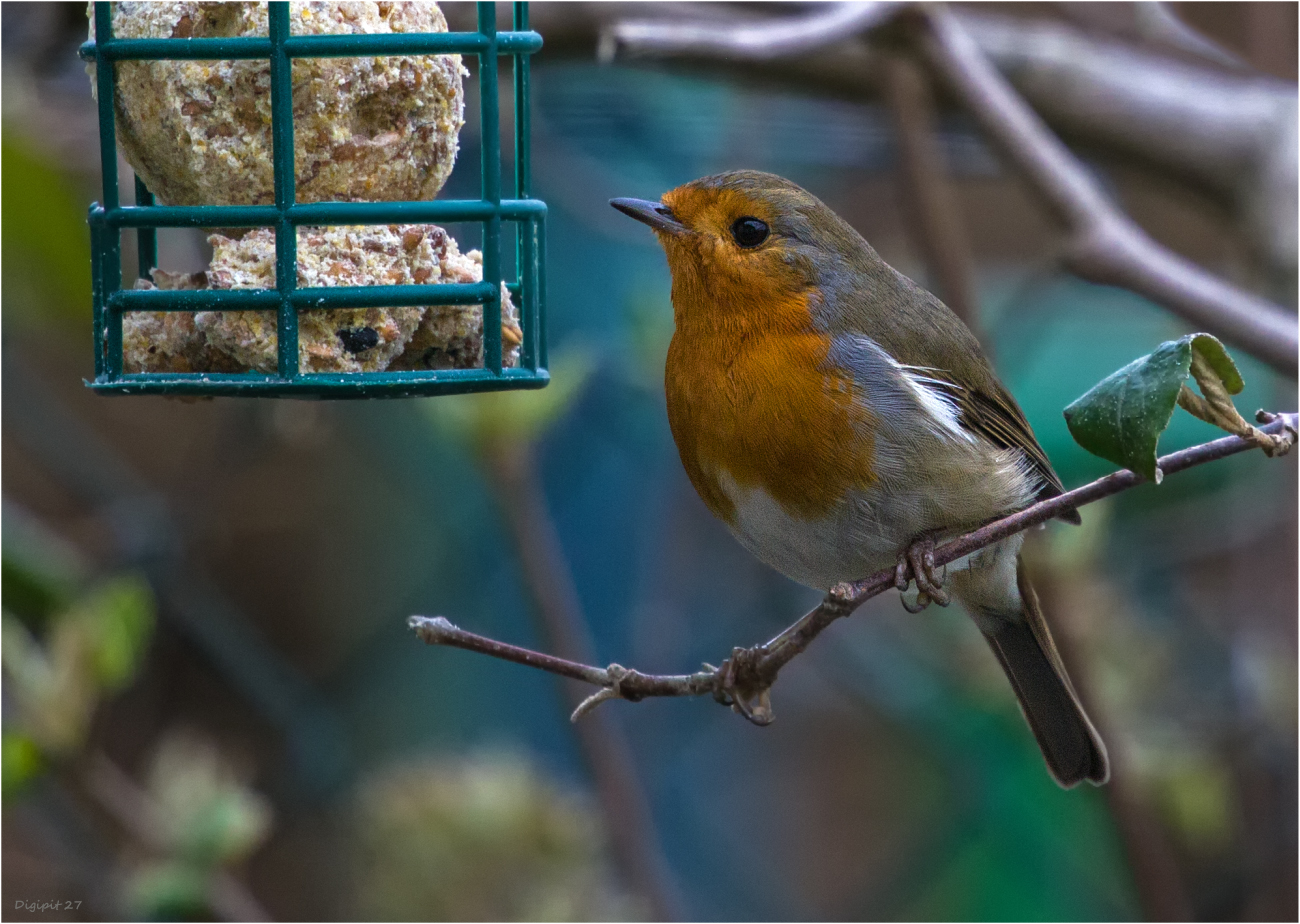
[711,646,774,726]
[894,533,951,613]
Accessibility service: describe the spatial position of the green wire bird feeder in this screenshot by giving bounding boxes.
[81,1,547,398]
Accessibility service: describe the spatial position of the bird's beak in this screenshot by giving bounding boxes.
[610,197,687,236]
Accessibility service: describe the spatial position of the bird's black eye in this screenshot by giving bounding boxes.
[730,216,769,248]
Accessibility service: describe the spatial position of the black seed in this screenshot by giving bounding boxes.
[337,326,380,353]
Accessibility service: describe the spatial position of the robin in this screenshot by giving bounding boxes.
[612,170,1108,788]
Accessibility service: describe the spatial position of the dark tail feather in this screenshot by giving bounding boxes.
[981,560,1109,788]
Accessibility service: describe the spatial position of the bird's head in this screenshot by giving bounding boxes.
[611,170,878,327]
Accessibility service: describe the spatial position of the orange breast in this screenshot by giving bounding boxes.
[664,291,877,526]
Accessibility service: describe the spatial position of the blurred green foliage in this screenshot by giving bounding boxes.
[2,573,154,766]
[621,288,675,393]
[0,132,93,327]
[2,503,155,794]
[1,731,47,800]
[125,861,212,923]
[0,516,275,921]
[2,505,89,629]
[353,752,638,921]
[124,731,274,921]
[69,575,156,691]
[146,731,274,868]
[425,344,597,451]
[1156,756,1236,853]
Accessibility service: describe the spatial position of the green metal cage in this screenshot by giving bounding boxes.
[81,1,547,398]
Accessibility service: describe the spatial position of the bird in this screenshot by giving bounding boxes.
[611,170,1108,788]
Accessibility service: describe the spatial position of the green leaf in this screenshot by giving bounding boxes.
[1063,334,1244,483]
[2,576,155,757]
[1185,334,1243,395]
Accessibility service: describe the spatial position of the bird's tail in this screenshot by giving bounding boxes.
[956,552,1109,788]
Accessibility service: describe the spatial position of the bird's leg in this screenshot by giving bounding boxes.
[711,646,774,726]
[895,532,950,612]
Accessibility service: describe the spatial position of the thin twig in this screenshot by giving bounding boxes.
[410,616,717,699]
[412,413,1297,723]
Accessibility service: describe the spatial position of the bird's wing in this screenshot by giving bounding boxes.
[904,365,1080,523]
[826,257,1078,521]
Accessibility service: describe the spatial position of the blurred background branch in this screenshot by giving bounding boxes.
[523,1,1297,295]
[585,1,1297,375]
[881,49,981,337]
[917,7,1297,376]
[424,353,683,919]
[1052,1,1247,71]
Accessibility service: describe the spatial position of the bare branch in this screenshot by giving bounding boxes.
[412,412,1297,723]
[524,1,1295,267]
[600,1,892,63]
[960,9,1298,293]
[411,615,614,686]
[411,616,717,700]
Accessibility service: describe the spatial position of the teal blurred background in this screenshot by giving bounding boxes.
[3,3,1295,920]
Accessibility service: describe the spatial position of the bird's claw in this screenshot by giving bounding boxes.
[895,535,950,612]
[899,591,931,614]
[712,646,774,726]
